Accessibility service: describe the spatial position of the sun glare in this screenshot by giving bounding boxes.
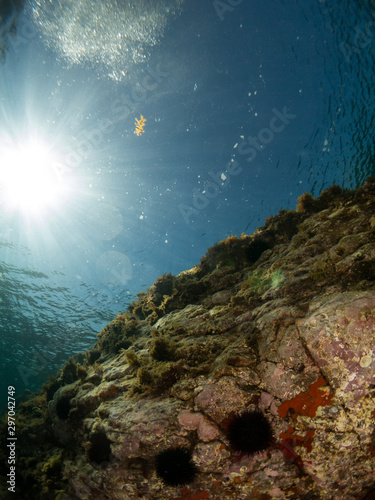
[0,138,66,216]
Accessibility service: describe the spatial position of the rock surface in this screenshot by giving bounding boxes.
[1,179,375,499]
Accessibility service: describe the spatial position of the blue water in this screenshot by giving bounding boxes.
[0,0,374,411]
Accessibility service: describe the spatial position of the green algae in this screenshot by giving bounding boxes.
[308,255,336,282]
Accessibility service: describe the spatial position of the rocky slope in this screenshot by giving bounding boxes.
[1,178,375,499]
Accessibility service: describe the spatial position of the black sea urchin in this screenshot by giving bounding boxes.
[55,395,71,420]
[87,430,112,465]
[155,447,198,486]
[226,408,274,455]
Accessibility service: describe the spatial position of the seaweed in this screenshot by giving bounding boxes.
[309,255,336,282]
[149,336,176,362]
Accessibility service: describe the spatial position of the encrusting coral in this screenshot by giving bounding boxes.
[1,178,375,499]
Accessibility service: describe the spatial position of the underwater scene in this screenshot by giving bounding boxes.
[0,0,375,498]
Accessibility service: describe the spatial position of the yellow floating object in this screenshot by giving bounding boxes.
[134,115,146,135]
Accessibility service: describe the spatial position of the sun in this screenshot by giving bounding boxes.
[0,137,67,216]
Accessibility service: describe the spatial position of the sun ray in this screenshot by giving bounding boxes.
[0,136,68,216]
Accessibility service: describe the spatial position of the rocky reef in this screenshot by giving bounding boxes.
[1,178,375,499]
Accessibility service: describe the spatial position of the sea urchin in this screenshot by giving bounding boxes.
[226,408,274,455]
[155,447,198,486]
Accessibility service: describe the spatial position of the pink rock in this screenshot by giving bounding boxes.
[178,410,220,441]
[298,292,375,406]
[197,417,220,442]
[195,376,252,421]
[259,391,274,408]
[178,409,202,430]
